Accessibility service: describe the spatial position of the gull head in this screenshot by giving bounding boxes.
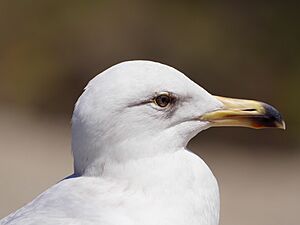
[72,60,285,175]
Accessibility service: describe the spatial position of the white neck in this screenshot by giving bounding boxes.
[87,149,220,225]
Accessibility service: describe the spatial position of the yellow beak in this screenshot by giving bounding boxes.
[200,96,286,129]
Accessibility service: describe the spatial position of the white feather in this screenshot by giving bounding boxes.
[1,60,223,225]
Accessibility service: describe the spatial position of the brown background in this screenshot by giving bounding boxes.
[0,1,299,225]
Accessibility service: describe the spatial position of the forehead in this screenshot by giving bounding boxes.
[88,61,200,98]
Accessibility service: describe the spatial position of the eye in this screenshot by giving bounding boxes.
[154,93,172,108]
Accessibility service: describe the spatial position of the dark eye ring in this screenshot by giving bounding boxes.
[154,93,172,108]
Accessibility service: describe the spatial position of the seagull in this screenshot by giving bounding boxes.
[1,60,285,225]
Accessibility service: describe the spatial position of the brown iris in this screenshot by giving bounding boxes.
[154,93,171,108]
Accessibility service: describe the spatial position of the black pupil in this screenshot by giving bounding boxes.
[156,95,170,107]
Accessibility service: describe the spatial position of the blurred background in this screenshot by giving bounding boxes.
[0,1,299,225]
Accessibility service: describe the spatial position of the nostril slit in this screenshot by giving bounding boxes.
[243,109,256,111]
